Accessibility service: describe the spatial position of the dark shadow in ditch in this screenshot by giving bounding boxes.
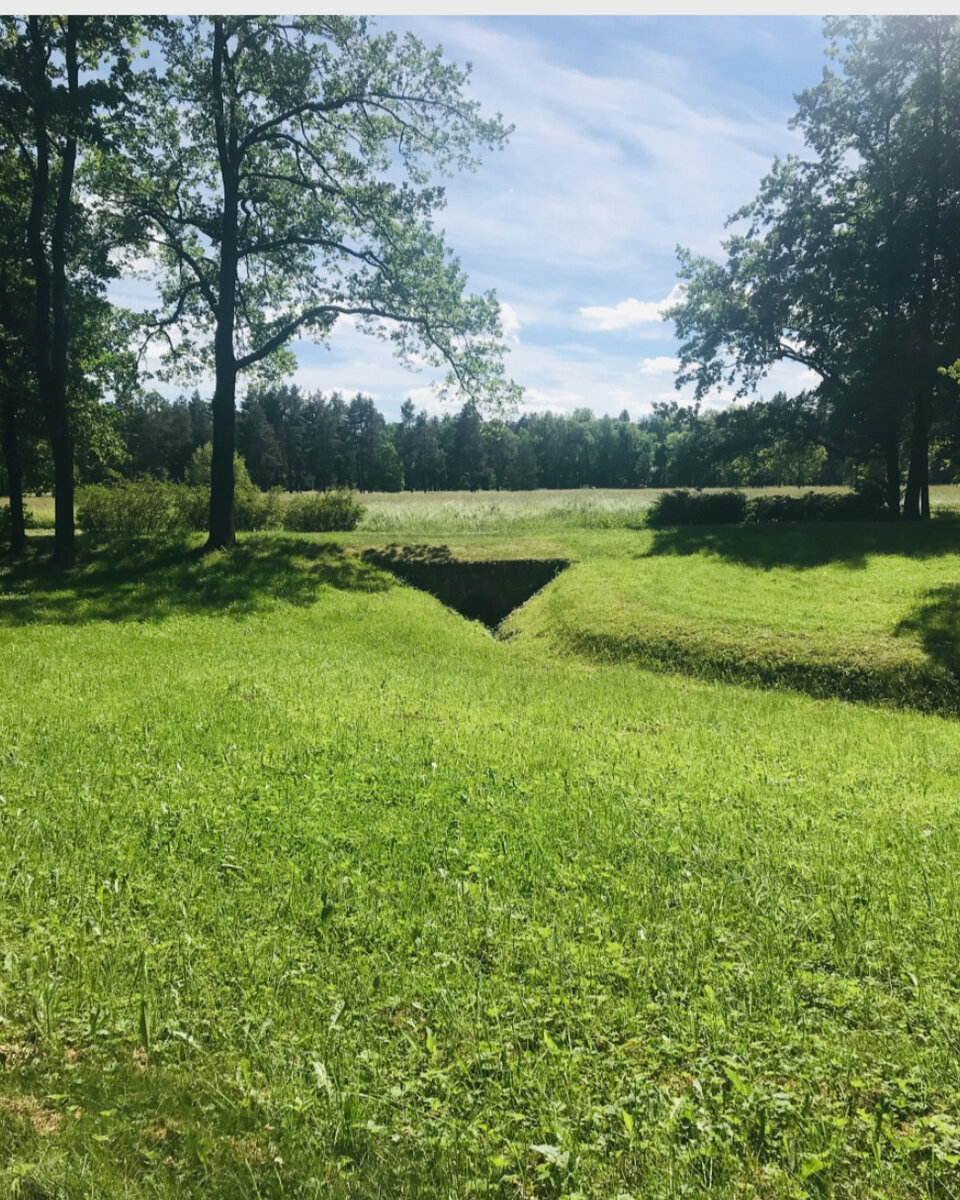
[362,544,569,630]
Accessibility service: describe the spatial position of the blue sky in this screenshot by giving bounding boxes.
[128,16,833,420]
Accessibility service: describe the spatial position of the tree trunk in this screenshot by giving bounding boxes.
[903,23,943,525]
[48,17,80,566]
[26,16,79,567]
[207,360,237,550]
[205,17,238,553]
[884,431,900,519]
[1,392,26,554]
[903,385,930,521]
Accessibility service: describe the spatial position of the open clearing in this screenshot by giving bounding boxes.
[2,499,960,1198]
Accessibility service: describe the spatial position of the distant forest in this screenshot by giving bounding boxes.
[19,384,951,496]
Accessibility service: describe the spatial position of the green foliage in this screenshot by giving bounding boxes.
[646,489,748,526]
[747,489,886,523]
[77,478,351,539]
[282,489,364,532]
[647,488,887,528]
[234,486,283,533]
[76,482,181,538]
[184,443,254,492]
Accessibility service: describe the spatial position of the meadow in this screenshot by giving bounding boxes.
[2,495,960,1198]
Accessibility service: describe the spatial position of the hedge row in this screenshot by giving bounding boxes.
[76,482,363,537]
[645,488,887,527]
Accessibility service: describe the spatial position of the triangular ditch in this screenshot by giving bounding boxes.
[363,545,569,630]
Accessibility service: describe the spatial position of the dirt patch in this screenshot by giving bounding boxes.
[0,1041,38,1069]
[0,1093,62,1135]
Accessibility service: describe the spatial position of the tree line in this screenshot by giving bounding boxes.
[4,384,889,495]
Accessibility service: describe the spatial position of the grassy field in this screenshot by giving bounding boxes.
[9,483,960,537]
[2,504,960,1198]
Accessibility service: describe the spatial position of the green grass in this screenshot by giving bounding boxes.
[506,520,960,715]
[357,485,960,536]
[2,518,960,1198]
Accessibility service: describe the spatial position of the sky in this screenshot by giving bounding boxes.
[122,15,835,421]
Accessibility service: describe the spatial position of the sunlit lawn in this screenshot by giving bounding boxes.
[2,510,960,1197]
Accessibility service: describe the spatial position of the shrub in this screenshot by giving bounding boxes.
[747,491,886,523]
[646,489,748,527]
[168,484,283,532]
[236,486,283,531]
[282,489,364,532]
[184,443,255,491]
[171,486,208,532]
[77,483,179,538]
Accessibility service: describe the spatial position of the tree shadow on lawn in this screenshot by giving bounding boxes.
[0,534,391,626]
[894,583,960,681]
[644,517,960,570]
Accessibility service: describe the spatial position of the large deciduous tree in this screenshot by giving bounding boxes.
[0,15,142,563]
[128,16,518,551]
[668,16,960,519]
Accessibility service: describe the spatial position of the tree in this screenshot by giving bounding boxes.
[0,16,142,563]
[667,17,960,519]
[128,16,518,550]
[0,146,35,552]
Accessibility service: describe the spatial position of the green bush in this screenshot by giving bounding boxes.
[747,491,887,523]
[282,489,364,532]
[170,486,208,532]
[77,478,361,540]
[77,483,180,538]
[170,484,283,532]
[647,488,887,528]
[184,443,255,491]
[646,489,748,527]
[236,486,283,531]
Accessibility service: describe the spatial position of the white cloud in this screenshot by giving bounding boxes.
[639,355,681,375]
[499,300,522,341]
[579,285,685,331]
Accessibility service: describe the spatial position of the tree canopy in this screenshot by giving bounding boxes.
[668,16,960,519]
[121,15,518,548]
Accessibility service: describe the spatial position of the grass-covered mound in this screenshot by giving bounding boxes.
[1,530,960,1197]
[508,520,960,715]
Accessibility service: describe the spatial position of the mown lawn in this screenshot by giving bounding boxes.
[505,520,960,715]
[1,522,960,1198]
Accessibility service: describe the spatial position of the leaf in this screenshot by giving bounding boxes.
[531,1143,569,1168]
[799,1155,829,1180]
[312,1059,335,1099]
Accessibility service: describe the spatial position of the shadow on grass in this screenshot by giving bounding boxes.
[645,516,960,570]
[895,584,960,681]
[0,534,390,626]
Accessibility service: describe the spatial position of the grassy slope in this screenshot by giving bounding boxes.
[503,522,960,715]
[1,531,960,1197]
